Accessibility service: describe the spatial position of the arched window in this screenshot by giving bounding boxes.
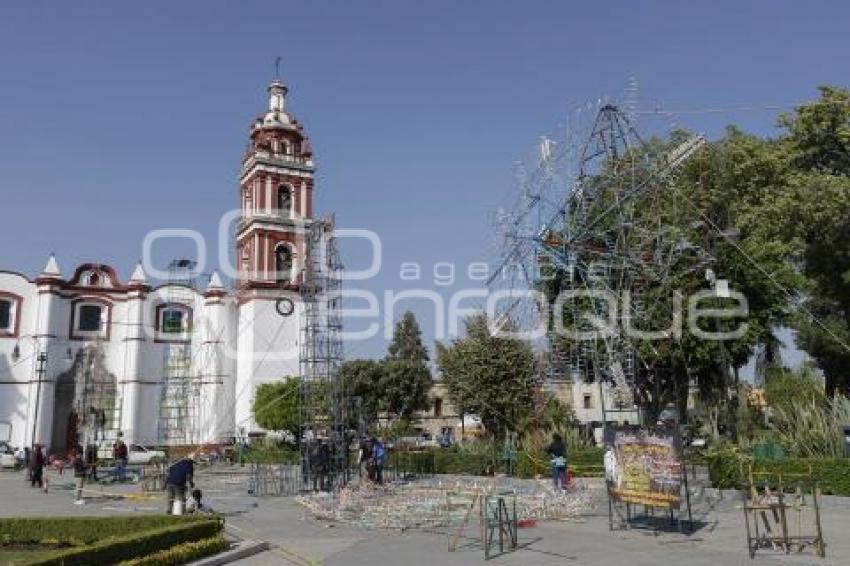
[157,303,193,340]
[0,293,21,337]
[161,307,189,334]
[277,185,292,217]
[274,244,293,284]
[70,299,111,340]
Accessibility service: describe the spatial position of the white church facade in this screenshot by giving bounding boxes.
[0,79,317,453]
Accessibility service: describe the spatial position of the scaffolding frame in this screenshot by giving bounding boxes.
[489,102,707,424]
[299,215,347,491]
[157,259,202,447]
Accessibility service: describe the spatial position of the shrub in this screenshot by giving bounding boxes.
[241,446,299,464]
[421,444,605,478]
[0,516,210,546]
[0,517,224,566]
[433,448,493,476]
[706,450,850,495]
[705,447,750,489]
[118,534,228,566]
[768,395,850,458]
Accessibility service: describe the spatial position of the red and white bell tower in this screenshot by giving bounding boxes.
[234,79,314,432]
[236,79,314,286]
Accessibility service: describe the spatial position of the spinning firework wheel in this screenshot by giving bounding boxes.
[490,101,708,409]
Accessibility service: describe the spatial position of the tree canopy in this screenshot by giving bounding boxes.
[252,378,300,438]
[386,310,430,364]
[342,311,432,430]
[537,85,850,436]
[436,313,535,439]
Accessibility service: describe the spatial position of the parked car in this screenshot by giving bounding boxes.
[96,442,165,464]
[0,441,22,469]
[128,444,166,465]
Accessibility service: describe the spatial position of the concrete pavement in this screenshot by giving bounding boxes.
[2,467,848,565]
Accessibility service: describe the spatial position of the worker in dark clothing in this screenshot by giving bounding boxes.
[317,439,330,491]
[309,439,329,492]
[71,449,87,504]
[547,433,568,490]
[85,444,99,482]
[371,437,386,485]
[29,444,45,489]
[165,453,195,514]
[112,434,129,482]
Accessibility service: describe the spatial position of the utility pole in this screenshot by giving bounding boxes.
[30,351,48,446]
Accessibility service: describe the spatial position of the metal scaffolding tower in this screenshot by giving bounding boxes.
[299,215,346,490]
[157,259,201,447]
[489,101,708,418]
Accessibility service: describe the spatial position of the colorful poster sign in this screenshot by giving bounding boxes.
[604,426,682,509]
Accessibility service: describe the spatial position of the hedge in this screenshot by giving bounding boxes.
[706,451,850,495]
[118,534,229,566]
[387,447,605,478]
[0,517,224,566]
[0,516,211,547]
[241,447,299,464]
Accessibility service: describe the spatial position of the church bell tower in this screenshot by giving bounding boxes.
[234,78,314,432]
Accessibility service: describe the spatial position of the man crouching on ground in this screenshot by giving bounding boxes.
[165,452,195,514]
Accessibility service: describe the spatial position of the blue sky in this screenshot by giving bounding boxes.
[1,1,848,361]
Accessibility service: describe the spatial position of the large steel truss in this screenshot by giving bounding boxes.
[489,102,707,416]
[299,215,347,490]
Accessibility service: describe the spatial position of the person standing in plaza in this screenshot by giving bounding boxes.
[357,436,370,479]
[71,448,87,505]
[371,436,386,485]
[85,443,99,482]
[165,453,195,514]
[29,444,45,489]
[112,433,128,482]
[547,433,568,490]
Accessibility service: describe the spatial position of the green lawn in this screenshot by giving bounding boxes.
[0,547,59,565]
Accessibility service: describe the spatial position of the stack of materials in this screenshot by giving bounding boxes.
[296,475,600,530]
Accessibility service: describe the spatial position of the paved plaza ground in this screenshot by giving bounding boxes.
[2,466,848,565]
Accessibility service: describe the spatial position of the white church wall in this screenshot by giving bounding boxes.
[0,272,35,449]
[235,295,301,434]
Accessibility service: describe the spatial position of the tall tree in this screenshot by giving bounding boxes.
[777,86,850,395]
[381,360,432,421]
[386,311,430,364]
[341,359,386,428]
[377,311,433,423]
[252,378,300,438]
[437,314,535,440]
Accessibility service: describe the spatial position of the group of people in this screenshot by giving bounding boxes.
[25,439,204,514]
[358,435,387,484]
[24,435,131,504]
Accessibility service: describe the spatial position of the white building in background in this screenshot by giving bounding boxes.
[0,79,319,453]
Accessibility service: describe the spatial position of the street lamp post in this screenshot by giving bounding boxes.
[30,351,48,447]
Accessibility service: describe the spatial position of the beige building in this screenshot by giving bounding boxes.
[414,378,640,443]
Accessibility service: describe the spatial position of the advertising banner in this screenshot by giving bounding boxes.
[604,426,683,509]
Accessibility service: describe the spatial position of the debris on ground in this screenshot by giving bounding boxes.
[296,475,600,530]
